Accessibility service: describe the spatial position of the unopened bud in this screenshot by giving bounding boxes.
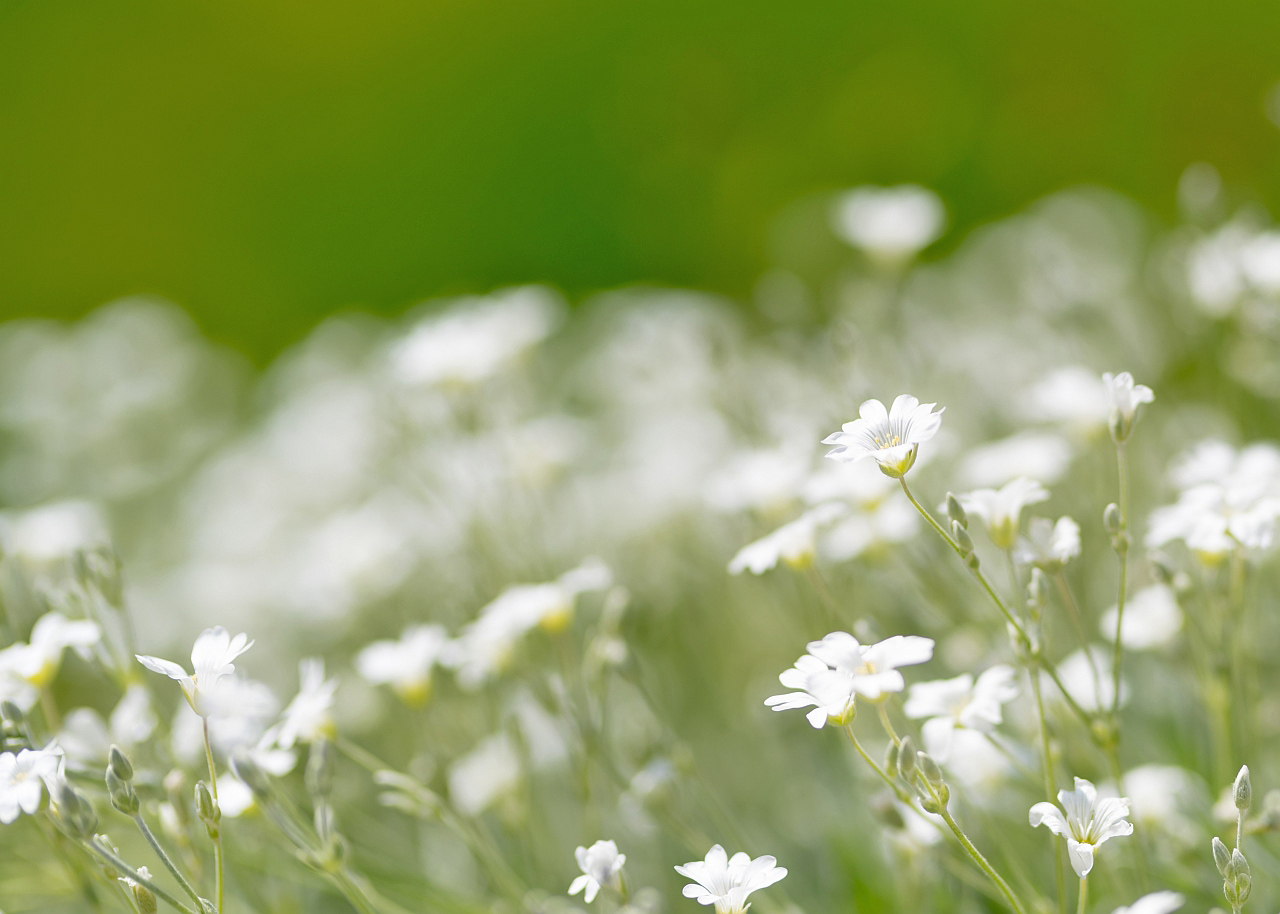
[1230,848,1250,881]
[946,493,968,529]
[1103,503,1123,536]
[55,782,98,839]
[1235,765,1252,811]
[952,521,974,556]
[195,781,220,839]
[917,752,945,788]
[897,737,916,781]
[109,745,134,782]
[1,701,23,726]
[107,767,140,816]
[883,741,899,780]
[1213,836,1231,875]
[128,867,158,914]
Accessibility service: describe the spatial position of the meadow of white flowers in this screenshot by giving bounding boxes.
[2,171,1280,914]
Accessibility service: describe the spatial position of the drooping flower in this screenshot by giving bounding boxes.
[675,845,787,914]
[1110,891,1184,914]
[355,624,450,706]
[1102,372,1154,440]
[831,185,945,265]
[569,839,626,903]
[275,658,337,749]
[1100,585,1182,651]
[136,627,254,716]
[823,395,944,478]
[904,665,1019,763]
[0,612,102,709]
[1030,777,1133,877]
[958,477,1050,550]
[0,747,63,825]
[728,503,847,574]
[766,632,934,728]
[1015,516,1081,572]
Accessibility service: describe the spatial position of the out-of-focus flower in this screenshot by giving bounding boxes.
[904,665,1018,763]
[1100,585,1182,650]
[1121,765,1202,845]
[1110,891,1185,914]
[959,432,1073,489]
[957,477,1050,550]
[766,632,934,728]
[448,733,521,816]
[137,627,253,716]
[675,845,787,914]
[0,747,62,824]
[276,658,337,749]
[389,286,560,387]
[818,497,918,562]
[59,684,157,764]
[1102,372,1153,440]
[704,446,809,514]
[823,395,944,478]
[0,613,102,710]
[831,185,945,265]
[569,839,626,903]
[1015,516,1081,572]
[356,624,450,706]
[728,503,846,575]
[0,501,109,568]
[1030,777,1133,877]
[1051,647,1125,713]
[1021,367,1112,435]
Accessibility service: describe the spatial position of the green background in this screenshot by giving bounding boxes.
[3,0,1279,361]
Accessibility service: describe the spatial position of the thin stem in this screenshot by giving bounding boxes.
[1110,443,1129,718]
[1029,664,1065,914]
[134,814,204,909]
[935,799,1028,914]
[843,725,911,804]
[85,836,200,914]
[1237,809,1245,852]
[1054,572,1102,699]
[202,718,223,914]
[1077,877,1088,914]
[876,702,900,745]
[40,686,62,733]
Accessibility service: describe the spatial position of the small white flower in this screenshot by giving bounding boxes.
[823,395,944,478]
[904,665,1018,763]
[831,185,945,264]
[1051,647,1125,713]
[1100,585,1182,650]
[1102,372,1154,439]
[958,477,1050,550]
[0,612,101,706]
[1021,367,1112,433]
[1030,777,1133,877]
[766,631,934,728]
[447,733,521,817]
[959,432,1073,489]
[728,503,847,575]
[675,845,787,914]
[276,658,337,748]
[1121,765,1202,844]
[1014,516,1081,572]
[1110,891,1184,914]
[0,747,63,824]
[356,624,450,706]
[136,627,254,716]
[569,839,626,903]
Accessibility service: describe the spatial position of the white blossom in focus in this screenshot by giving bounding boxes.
[831,185,945,264]
[137,627,254,716]
[675,844,787,914]
[823,395,944,478]
[1030,777,1133,877]
[904,665,1018,763]
[569,839,626,903]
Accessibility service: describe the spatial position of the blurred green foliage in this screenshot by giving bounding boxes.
[2,0,1280,360]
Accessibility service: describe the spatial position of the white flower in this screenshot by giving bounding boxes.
[58,684,157,764]
[675,845,787,914]
[831,185,945,264]
[1102,372,1154,438]
[276,658,337,748]
[1030,777,1133,877]
[447,733,521,816]
[356,624,450,706]
[0,747,62,824]
[823,395,944,478]
[704,446,809,513]
[1021,367,1111,433]
[1100,585,1182,650]
[728,503,847,575]
[958,477,1050,550]
[137,627,254,716]
[959,431,1073,489]
[765,631,934,728]
[569,839,626,903]
[1015,516,1081,572]
[1121,765,1202,845]
[1111,891,1184,914]
[904,665,1018,763]
[1051,647,1125,713]
[0,612,102,707]
[0,500,109,565]
[817,496,918,562]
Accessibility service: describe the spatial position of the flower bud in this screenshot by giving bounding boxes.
[195,781,220,839]
[917,752,945,788]
[897,737,917,781]
[109,745,134,783]
[55,782,98,839]
[1213,836,1231,875]
[1235,765,1252,811]
[1103,503,1123,536]
[107,767,140,816]
[952,521,974,557]
[883,741,899,780]
[0,701,23,726]
[1230,848,1250,881]
[946,493,968,529]
[127,867,158,914]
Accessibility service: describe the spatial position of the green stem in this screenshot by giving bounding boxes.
[876,702,900,745]
[134,814,205,909]
[86,836,200,914]
[202,718,223,914]
[935,800,1028,914]
[1077,877,1088,914]
[1110,443,1129,718]
[1030,664,1066,914]
[1054,572,1102,699]
[843,725,911,804]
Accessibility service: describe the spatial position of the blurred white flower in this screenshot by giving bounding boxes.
[0,500,109,566]
[1186,223,1252,315]
[1110,891,1184,914]
[766,632,934,727]
[959,432,1073,489]
[1030,777,1133,877]
[818,496,918,562]
[1021,367,1111,434]
[1100,585,1182,650]
[1014,516,1081,572]
[356,624,450,706]
[957,477,1050,550]
[1052,647,1125,713]
[823,395,944,478]
[137,627,254,716]
[1239,231,1280,296]
[831,185,945,264]
[1121,765,1202,845]
[0,613,101,709]
[0,747,62,824]
[569,839,626,903]
[276,658,337,749]
[802,459,898,508]
[389,286,560,387]
[904,665,1018,763]
[704,446,809,514]
[728,503,846,575]
[58,684,156,764]
[675,844,787,914]
[216,776,257,818]
[448,733,521,816]
[1102,372,1154,437]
